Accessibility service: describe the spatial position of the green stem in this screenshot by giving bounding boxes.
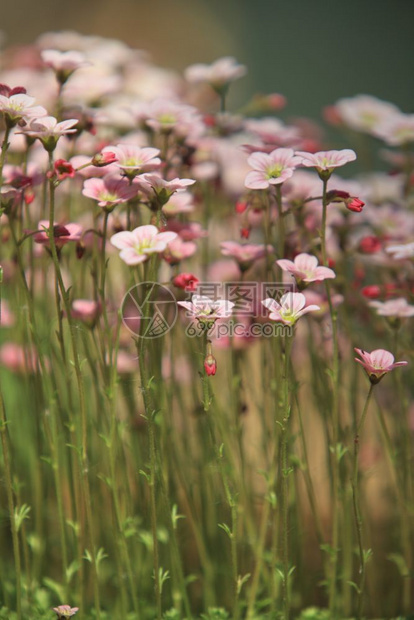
[351,383,374,619]
[0,125,11,185]
[281,334,293,620]
[0,390,22,620]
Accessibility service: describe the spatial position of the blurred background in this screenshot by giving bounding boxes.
[2,0,414,120]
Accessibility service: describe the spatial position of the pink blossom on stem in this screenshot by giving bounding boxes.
[103,144,161,176]
[20,116,78,151]
[185,57,247,92]
[52,605,79,619]
[33,220,82,246]
[138,173,196,206]
[354,348,407,384]
[177,295,235,323]
[110,224,177,265]
[368,298,414,318]
[277,253,336,286]
[82,176,137,208]
[262,292,320,326]
[245,148,302,189]
[172,273,199,291]
[162,236,197,265]
[295,149,357,175]
[0,93,47,127]
[220,241,273,271]
[41,49,91,83]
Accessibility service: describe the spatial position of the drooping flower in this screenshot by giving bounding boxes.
[277,253,336,287]
[295,149,357,177]
[220,241,273,271]
[354,348,408,384]
[177,295,235,324]
[33,221,82,247]
[245,148,302,189]
[110,224,177,265]
[184,57,247,93]
[262,292,320,325]
[82,176,137,208]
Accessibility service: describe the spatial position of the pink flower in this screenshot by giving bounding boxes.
[52,605,79,619]
[177,295,235,323]
[82,176,137,208]
[70,299,101,325]
[262,292,320,325]
[0,93,47,126]
[103,144,161,176]
[374,112,414,146]
[41,49,91,82]
[162,191,195,216]
[185,57,247,91]
[33,220,82,246]
[138,173,196,206]
[162,236,197,265]
[354,348,408,384]
[245,148,302,189]
[20,116,78,151]
[110,224,177,265]
[295,149,357,174]
[220,241,273,271]
[346,197,365,212]
[335,95,400,133]
[386,242,414,260]
[368,298,414,318]
[277,253,336,286]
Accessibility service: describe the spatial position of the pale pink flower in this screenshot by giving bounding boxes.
[245,148,302,189]
[262,292,320,326]
[277,253,336,285]
[103,144,161,175]
[165,221,207,241]
[162,236,197,265]
[0,343,39,374]
[178,294,235,322]
[368,298,414,318]
[69,155,118,178]
[386,242,414,260]
[220,241,273,270]
[162,191,195,216]
[244,118,301,147]
[33,220,82,246]
[110,224,177,265]
[0,93,47,125]
[20,116,78,150]
[295,149,357,172]
[52,605,79,619]
[145,99,203,139]
[82,176,137,208]
[184,57,247,91]
[70,299,101,324]
[374,112,414,146]
[138,173,196,205]
[354,348,408,384]
[335,95,400,133]
[41,49,91,81]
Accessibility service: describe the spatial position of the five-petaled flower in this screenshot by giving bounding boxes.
[185,56,247,93]
[277,253,336,287]
[20,116,79,151]
[354,348,408,384]
[295,149,357,178]
[245,148,302,189]
[82,176,137,209]
[110,224,177,265]
[0,93,47,127]
[52,604,79,619]
[262,292,320,326]
[177,295,235,325]
[220,241,274,271]
[102,144,161,178]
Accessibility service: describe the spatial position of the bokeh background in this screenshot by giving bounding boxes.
[2,0,414,119]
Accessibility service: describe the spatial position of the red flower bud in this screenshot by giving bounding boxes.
[54,159,75,181]
[359,235,381,254]
[240,227,251,239]
[235,200,247,214]
[361,285,381,299]
[172,273,199,292]
[91,151,117,167]
[346,197,364,213]
[204,353,217,376]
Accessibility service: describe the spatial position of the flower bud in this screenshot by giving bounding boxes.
[204,353,217,376]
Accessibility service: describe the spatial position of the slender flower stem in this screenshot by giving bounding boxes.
[0,389,22,620]
[281,334,293,620]
[275,184,285,258]
[0,125,11,184]
[352,383,375,619]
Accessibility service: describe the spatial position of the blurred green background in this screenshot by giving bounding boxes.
[2,0,414,119]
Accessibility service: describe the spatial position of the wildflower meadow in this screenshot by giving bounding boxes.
[0,32,413,620]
